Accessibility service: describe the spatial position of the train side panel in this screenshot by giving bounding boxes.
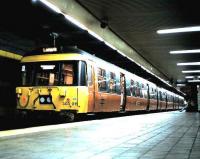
[126,97,147,111]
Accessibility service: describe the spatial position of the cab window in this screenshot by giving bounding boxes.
[62,64,74,85]
[60,61,78,86]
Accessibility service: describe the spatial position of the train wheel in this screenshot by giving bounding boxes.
[66,112,75,122]
[60,111,75,122]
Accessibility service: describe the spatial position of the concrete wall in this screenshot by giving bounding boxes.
[181,85,198,112]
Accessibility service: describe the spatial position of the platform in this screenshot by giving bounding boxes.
[0,111,200,159]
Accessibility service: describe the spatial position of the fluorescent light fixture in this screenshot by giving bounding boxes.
[177,84,186,87]
[88,30,104,41]
[104,41,117,50]
[188,80,200,82]
[39,0,62,13]
[64,14,88,30]
[170,49,200,54]
[118,50,127,57]
[39,0,88,30]
[38,0,105,43]
[182,70,200,73]
[177,62,200,66]
[185,76,194,79]
[185,76,200,79]
[157,26,200,34]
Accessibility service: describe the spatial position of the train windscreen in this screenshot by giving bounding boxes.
[21,61,78,86]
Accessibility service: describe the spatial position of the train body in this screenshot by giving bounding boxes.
[16,48,184,120]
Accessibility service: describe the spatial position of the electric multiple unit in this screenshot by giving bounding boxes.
[16,48,185,121]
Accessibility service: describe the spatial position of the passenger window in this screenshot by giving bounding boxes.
[164,94,166,101]
[153,89,156,99]
[98,68,107,91]
[143,84,147,98]
[109,72,116,93]
[140,83,143,98]
[129,79,136,97]
[150,87,155,99]
[87,64,93,86]
[159,91,162,101]
[136,82,140,97]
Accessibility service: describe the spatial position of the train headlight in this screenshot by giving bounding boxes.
[39,95,52,104]
[40,97,45,103]
[47,97,51,103]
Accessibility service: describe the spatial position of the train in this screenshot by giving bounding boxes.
[16,47,185,121]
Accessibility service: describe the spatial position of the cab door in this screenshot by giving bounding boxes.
[87,64,95,112]
[146,84,150,111]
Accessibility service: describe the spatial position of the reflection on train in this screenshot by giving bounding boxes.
[16,48,184,121]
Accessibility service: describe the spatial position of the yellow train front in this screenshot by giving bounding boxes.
[16,48,91,121]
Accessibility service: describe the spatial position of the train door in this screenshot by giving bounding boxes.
[156,89,159,110]
[87,64,95,112]
[120,73,126,111]
[146,84,150,110]
[165,94,168,109]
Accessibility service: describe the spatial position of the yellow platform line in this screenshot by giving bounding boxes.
[0,50,22,60]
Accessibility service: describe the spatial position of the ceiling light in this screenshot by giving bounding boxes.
[177,62,200,66]
[188,80,200,82]
[182,70,200,73]
[104,41,117,50]
[39,0,62,14]
[88,30,104,41]
[64,14,88,30]
[185,76,194,79]
[185,76,200,79]
[157,26,200,34]
[170,49,200,54]
[177,84,186,87]
[118,50,127,57]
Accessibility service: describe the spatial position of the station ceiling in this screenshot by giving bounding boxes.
[76,0,200,84]
[1,0,199,95]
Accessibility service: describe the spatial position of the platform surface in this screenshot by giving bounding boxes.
[0,111,200,159]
